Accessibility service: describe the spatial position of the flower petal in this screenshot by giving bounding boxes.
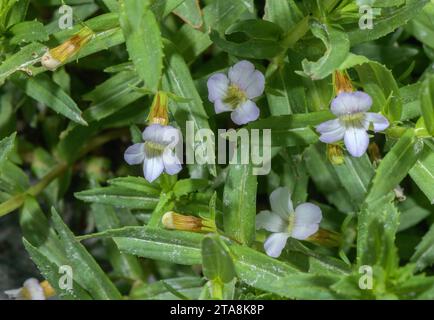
[331,91,372,116]
[207,73,229,102]
[269,187,293,219]
[143,124,181,147]
[243,70,265,99]
[162,149,182,175]
[291,224,320,240]
[264,233,290,258]
[214,99,233,114]
[294,203,322,225]
[143,152,164,183]
[23,278,45,300]
[365,112,389,132]
[230,100,260,125]
[256,210,288,233]
[316,119,345,144]
[344,126,370,157]
[124,143,145,165]
[4,288,22,299]
[228,60,255,86]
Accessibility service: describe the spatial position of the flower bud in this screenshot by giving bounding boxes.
[307,228,341,247]
[4,278,55,300]
[147,91,169,126]
[368,142,382,167]
[162,211,216,233]
[334,70,354,94]
[327,144,345,165]
[41,27,94,71]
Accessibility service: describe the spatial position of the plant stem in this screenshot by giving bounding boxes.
[0,129,126,218]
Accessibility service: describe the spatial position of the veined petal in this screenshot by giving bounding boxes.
[365,112,389,132]
[214,99,233,114]
[124,143,145,165]
[264,233,290,258]
[344,126,369,157]
[269,187,293,219]
[331,91,372,116]
[207,73,229,102]
[242,70,265,99]
[230,100,260,125]
[162,149,182,175]
[143,151,164,182]
[228,60,255,86]
[316,119,345,144]
[256,210,288,233]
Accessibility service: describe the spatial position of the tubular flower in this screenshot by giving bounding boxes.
[316,91,390,157]
[162,211,217,233]
[41,27,94,71]
[256,187,323,258]
[124,124,182,183]
[4,279,55,300]
[207,60,265,125]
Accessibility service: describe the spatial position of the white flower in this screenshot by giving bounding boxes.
[316,91,389,157]
[4,278,46,300]
[124,124,182,183]
[256,187,322,258]
[207,60,265,125]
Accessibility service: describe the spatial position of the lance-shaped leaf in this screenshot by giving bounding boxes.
[13,73,87,125]
[409,144,434,204]
[223,159,257,246]
[365,130,423,204]
[411,224,434,272]
[201,235,236,284]
[420,74,434,136]
[119,0,163,92]
[0,132,16,168]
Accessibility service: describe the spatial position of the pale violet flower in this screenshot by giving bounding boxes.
[316,91,389,157]
[124,124,182,183]
[207,60,265,125]
[256,187,322,258]
[4,278,46,300]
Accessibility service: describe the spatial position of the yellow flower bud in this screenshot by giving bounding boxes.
[162,211,216,233]
[147,91,169,125]
[307,228,341,247]
[41,27,94,71]
[327,144,345,165]
[334,70,354,95]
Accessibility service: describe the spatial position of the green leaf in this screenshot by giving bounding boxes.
[411,223,434,272]
[50,208,122,299]
[0,42,46,84]
[248,111,334,147]
[201,235,236,283]
[130,276,204,300]
[0,132,16,168]
[354,61,402,121]
[263,0,303,32]
[301,22,350,80]
[420,74,434,136]
[108,226,203,265]
[348,0,429,45]
[223,160,257,246]
[119,0,163,92]
[162,40,216,176]
[108,176,161,196]
[13,73,87,125]
[75,186,159,209]
[82,71,145,122]
[173,179,208,198]
[409,144,434,204]
[173,0,202,28]
[202,0,250,33]
[365,130,423,204]
[9,20,48,45]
